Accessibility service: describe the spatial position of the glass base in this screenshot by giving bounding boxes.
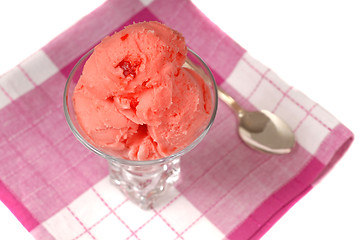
[108,157,180,209]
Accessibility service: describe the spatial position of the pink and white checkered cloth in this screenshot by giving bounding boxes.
[0,0,354,239]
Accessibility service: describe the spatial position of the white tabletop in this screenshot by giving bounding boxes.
[1,1,358,239]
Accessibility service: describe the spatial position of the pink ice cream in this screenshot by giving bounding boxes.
[73,21,212,160]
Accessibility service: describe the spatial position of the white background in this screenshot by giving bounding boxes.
[0,0,358,239]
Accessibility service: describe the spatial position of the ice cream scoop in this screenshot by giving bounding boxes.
[217,86,295,154]
[72,21,213,160]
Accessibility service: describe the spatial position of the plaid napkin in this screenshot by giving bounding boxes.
[0,0,354,239]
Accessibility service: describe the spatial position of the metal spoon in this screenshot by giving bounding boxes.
[217,87,295,154]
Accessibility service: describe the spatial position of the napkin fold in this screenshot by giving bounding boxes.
[0,0,353,239]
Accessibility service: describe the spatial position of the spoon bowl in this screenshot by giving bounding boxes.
[218,87,295,154]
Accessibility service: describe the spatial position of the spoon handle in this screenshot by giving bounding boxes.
[217,86,244,117]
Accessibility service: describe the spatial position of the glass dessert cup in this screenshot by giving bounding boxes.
[64,48,218,209]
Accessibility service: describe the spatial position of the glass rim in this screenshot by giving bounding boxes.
[63,48,218,166]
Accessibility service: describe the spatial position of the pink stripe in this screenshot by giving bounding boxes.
[247,68,271,101]
[0,85,13,101]
[73,213,109,240]
[126,216,152,240]
[272,86,293,112]
[242,57,287,93]
[18,65,37,87]
[155,209,184,240]
[71,198,128,240]
[91,188,139,239]
[67,206,96,240]
[0,180,39,231]
[293,103,318,132]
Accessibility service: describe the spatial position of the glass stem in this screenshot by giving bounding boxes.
[108,157,181,209]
